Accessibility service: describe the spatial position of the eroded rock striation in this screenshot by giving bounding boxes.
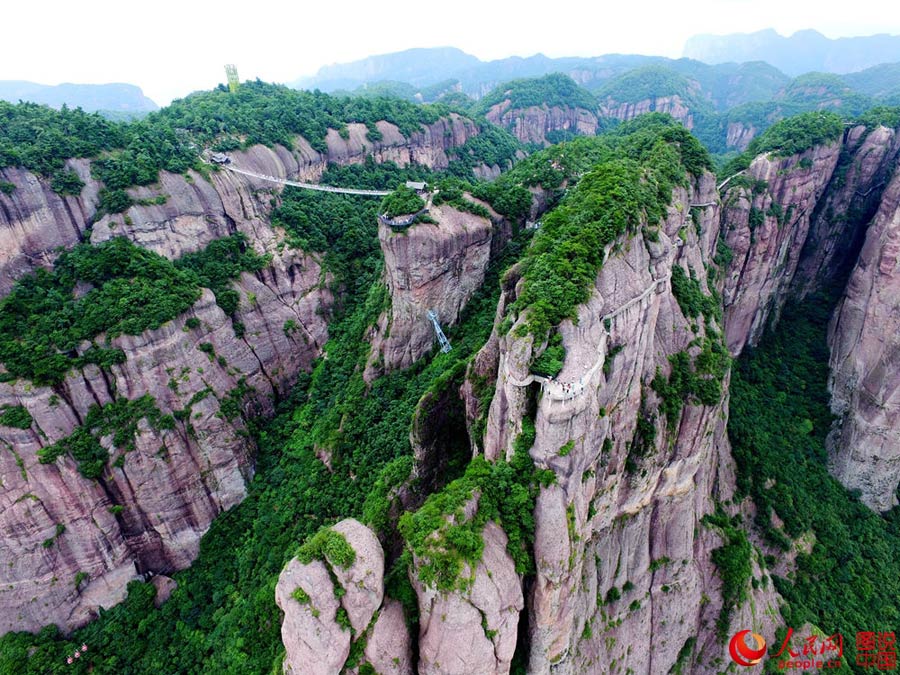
[599,95,694,129]
[827,156,900,512]
[0,118,484,634]
[484,100,598,146]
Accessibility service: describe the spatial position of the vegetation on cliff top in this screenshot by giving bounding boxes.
[398,417,554,591]
[379,185,425,217]
[474,73,597,115]
[512,115,712,336]
[0,234,266,385]
[722,110,845,176]
[0,81,463,192]
[596,65,696,105]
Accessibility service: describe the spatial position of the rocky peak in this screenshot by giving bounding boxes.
[365,199,507,380]
[484,100,599,147]
[275,518,412,675]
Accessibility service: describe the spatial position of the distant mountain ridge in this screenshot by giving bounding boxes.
[293,44,900,155]
[683,29,900,76]
[0,81,158,117]
[294,47,790,105]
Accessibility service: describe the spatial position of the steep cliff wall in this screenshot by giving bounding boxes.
[0,171,331,635]
[794,124,900,296]
[0,117,483,635]
[598,95,694,129]
[725,122,759,151]
[366,200,507,379]
[473,173,781,674]
[717,123,900,511]
[827,157,900,512]
[484,101,599,146]
[719,142,842,354]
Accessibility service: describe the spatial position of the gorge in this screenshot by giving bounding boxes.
[0,83,898,675]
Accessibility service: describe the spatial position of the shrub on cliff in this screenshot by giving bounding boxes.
[509,115,712,337]
[749,110,844,158]
[0,235,264,385]
[379,185,425,217]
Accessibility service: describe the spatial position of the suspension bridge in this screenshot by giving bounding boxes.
[221,164,393,197]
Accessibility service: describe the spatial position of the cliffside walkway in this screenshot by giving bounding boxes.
[217,162,393,197]
[378,192,437,228]
[506,272,671,402]
[717,170,746,192]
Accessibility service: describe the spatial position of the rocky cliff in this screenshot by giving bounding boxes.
[366,199,508,379]
[725,122,759,151]
[484,101,599,146]
[717,122,900,510]
[827,154,900,511]
[475,172,782,675]
[598,95,694,130]
[0,117,484,634]
[0,161,330,635]
[719,141,842,354]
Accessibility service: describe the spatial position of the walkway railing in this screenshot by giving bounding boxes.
[221,164,392,197]
[506,272,671,402]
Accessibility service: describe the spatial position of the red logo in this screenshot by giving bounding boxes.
[730,630,768,667]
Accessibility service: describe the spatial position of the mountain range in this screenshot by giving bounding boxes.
[0,81,158,118]
[684,28,900,75]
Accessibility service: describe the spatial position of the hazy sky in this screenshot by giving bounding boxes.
[3,0,898,105]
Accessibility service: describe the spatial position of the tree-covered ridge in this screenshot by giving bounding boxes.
[0,81,463,192]
[511,115,712,335]
[157,80,453,153]
[474,73,597,115]
[0,101,123,177]
[720,111,846,176]
[596,65,698,105]
[775,72,874,116]
[0,235,266,386]
[379,185,425,217]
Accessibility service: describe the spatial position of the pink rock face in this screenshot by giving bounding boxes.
[330,519,385,634]
[795,125,900,297]
[827,160,900,512]
[726,122,759,151]
[366,202,500,378]
[599,95,694,129]
[275,558,351,675]
[0,159,98,295]
[485,101,599,146]
[364,598,414,675]
[0,277,328,634]
[413,521,524,675]
[477,175,782,674]
[720,142,841,354]
[0,116,482,636]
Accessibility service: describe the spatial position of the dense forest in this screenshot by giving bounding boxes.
[730,296,900,673]
[2,72,900,675]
